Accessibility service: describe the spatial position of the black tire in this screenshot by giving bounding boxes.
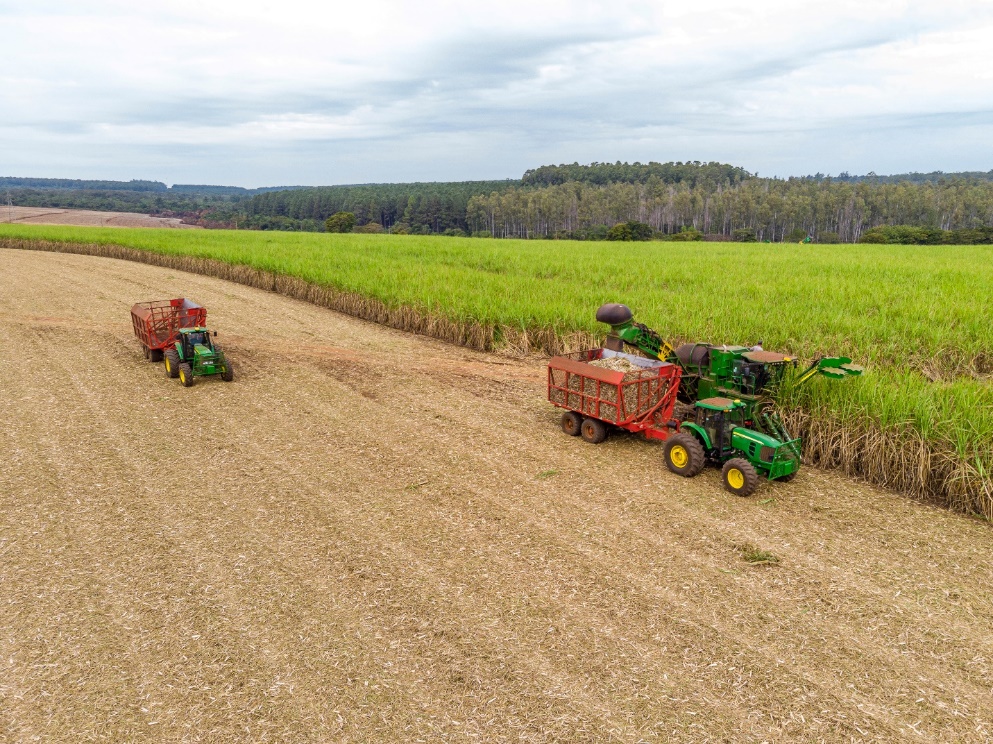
[561,411,582,436]
[776,471,798,483]
[580,417,608,444]
[221,359,234,382]
[164,349,180,378]
[149,348,163,363]
[178,363,195,387]
[722,458,759,497]
[663,433,705,477]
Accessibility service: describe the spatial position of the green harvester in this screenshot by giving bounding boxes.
[596,303,863,494]
[163,327,234,387]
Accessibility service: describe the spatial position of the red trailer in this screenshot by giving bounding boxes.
[131,298,207,362]
[547,348,682,443]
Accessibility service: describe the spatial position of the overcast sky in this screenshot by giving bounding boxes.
[2,0,992,186]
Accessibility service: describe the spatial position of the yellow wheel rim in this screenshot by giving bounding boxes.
[180,370,187,384]
[727,468,745,490]
[165,358,171,373]
[670,445,688,468]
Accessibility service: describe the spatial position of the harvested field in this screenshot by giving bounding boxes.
[1,247,991,742]
[0,206,197,229]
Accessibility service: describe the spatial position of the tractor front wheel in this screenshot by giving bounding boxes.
[561,411,582,436]
[178,363,195,387]
[580,418,608,444]
[776,471,797,483]
[164,349,180,378]
[722,458,758,497]
[663,433,705,477]
[221,360,234,382]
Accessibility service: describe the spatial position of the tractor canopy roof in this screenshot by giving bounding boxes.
[179,326,208,333]
[697,396,742,411]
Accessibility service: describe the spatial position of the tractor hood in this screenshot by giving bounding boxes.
[731,427,784,449]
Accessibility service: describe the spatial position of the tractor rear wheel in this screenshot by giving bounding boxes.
[580,418,608,444]
[164,349,180,378]
[663,433,705,477]
[149,349,163,363]
[178,363,195,387]
[221,360,234,382]
[561,411,582,436]
[722,458,758,497]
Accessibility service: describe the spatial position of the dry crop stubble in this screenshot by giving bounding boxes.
[1,249,992,742]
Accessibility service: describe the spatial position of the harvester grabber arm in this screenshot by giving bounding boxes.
[796,357,864,386]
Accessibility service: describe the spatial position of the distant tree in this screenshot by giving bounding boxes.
[353,222,384,234]
[669,227,704,241]
[733,227,757,242]
[325,211,356,233]
[858,225,942,244]
[628,221,654,240]
[786,228,809,242]
[607,221,653,241]
[607,223,633,241]
[818,231,840,244]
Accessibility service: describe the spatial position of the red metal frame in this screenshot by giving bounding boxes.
[547,349,683,441]
[131,298,207,351]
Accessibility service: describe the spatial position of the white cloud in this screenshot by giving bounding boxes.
[1,0,992,184]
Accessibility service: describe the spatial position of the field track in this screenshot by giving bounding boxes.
[0,206,197,229]
[1,248,991,742]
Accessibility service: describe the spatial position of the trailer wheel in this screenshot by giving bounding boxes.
[722,458,758,497]
[178,363,195,387]
[149,349,163,363]
[580,418,608,444]
[221,360,234,382]
[663,433,705,477]
[164,349,180,378]
[561,411,582,436]
[142,346,150,360]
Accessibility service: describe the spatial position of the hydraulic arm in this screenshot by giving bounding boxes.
[596,303,674,360]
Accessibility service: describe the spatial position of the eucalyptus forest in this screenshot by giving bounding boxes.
[5,164,993,242]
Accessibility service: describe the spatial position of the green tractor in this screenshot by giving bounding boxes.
[664,397,800,496]
[163,327,234,387]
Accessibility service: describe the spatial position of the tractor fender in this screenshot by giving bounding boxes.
[679,422,711,450]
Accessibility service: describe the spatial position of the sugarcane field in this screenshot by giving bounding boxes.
[1,245,991,742]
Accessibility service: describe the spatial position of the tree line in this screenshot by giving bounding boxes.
[232,181,515,233]
[6,162,993,241]
[465,176,993,242]
[521,161,751,188]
